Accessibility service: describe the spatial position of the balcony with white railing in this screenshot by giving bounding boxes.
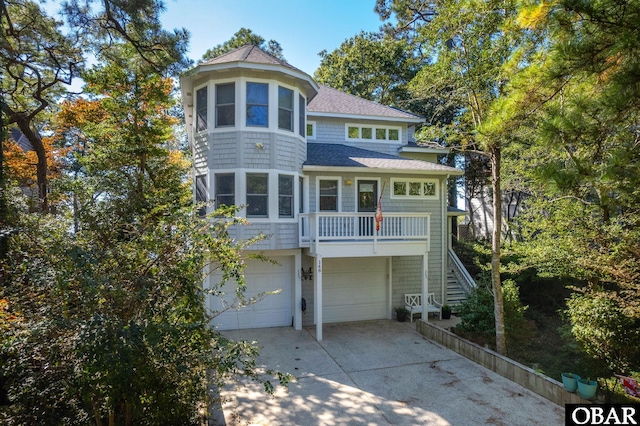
[299,212,430,257]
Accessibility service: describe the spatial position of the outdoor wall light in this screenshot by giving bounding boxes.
[300,267,313,281]
[344,179,352,186]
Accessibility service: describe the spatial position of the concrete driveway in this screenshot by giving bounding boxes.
[217,320,564,425]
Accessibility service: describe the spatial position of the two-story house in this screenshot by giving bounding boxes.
[180,45,465,341]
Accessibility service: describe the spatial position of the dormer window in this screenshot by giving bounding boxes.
[278,86,293,131]
[215,83,235,127]
[196,86,207,132]
[246,82,268,127]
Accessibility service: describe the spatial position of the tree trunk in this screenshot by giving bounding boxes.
[490,143,506,355]
[0,100,7,260]
[15,118,48,213]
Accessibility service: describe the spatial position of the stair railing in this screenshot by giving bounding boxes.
[448,248,476,295]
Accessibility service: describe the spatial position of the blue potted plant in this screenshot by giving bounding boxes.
[577,378,598,399]
[561,373,580,392]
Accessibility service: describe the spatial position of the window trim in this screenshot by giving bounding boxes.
[345,123,402,143]
[316,177,341,212]
[390,178,439,200]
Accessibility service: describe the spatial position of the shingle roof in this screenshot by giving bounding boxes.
[199,44,304,73]
[304,143,462,174]
[307,85,422,121]
[10,128,34,152]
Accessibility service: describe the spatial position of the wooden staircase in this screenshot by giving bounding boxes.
[445,248,477,312]
[446,270,467,312]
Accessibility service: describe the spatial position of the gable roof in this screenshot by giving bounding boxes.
[304,143,462,175]
[307,85,423,124]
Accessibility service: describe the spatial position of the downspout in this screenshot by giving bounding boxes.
[442,175,449,305]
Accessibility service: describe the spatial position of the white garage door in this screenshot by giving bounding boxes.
[323,257,388,323]
[211,256,293,330]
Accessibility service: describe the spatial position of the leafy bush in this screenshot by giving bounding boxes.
[566,292,640,376]
[455,276,529,351]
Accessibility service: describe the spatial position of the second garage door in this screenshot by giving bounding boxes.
[323,257,388,323]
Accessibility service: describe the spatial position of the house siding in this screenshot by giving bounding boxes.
[228,222,299,250]
[391,254,443,316]
[310,117,413,155]
[193,133,208,174]
[209,131,303,172]
[209,132,238,169]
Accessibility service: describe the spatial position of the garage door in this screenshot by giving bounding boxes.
[323,258,388,323]
[211,256,293,330]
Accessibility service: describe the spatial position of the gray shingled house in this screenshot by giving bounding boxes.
[180,45,468,340]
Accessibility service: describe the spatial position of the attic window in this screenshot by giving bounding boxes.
[345,124,401,142]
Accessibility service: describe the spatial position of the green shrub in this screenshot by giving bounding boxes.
[566,292,640,376]
[455,276,529,350]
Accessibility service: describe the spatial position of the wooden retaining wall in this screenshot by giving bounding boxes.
[416,320,588,406]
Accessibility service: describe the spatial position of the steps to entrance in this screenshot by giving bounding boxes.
[446,271,467,311]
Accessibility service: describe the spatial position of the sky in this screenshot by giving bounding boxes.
[160,0,389,76]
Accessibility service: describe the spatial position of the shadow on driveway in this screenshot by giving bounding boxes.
[216,320,564,425]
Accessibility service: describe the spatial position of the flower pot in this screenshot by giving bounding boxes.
[561,373,580,392]
[396,311,408,322]
[577,378,598,399]
[442,310,452,319]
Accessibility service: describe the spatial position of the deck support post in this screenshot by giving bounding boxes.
[422,253,429,322]
[315,255,323,341]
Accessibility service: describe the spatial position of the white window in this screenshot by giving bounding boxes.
[195,174,208,216]
[345,124,402,142]
[278,86,294,131]
[278,174,294,218]
[318,178,339,211]
[246,82,268,127]
[306,121,316,139]
[215,173,235,208]
[246,173,268,217]
[215,83,235,127]
[196,86,207,132]
[391,178,439,199]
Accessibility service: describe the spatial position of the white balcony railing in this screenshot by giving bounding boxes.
[299,212,430,250]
